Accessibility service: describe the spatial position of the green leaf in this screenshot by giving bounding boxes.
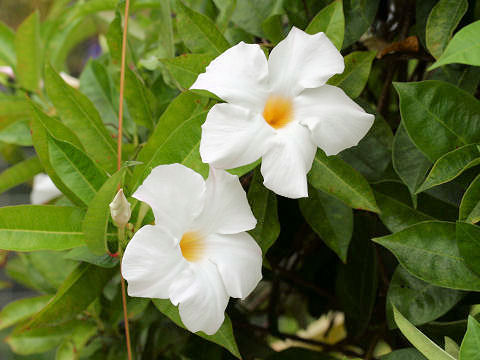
[176,0,230,55]
[83,168,126,255]
[430,65,480,94]
[300,187,353,262]
[0,205,85,251]
[261,0,285,45]
[373,221,480,291]
[64,246,118,268]
[0,21,15,68]
[0,95,30,129]
[14,12,41,91]
[44,63,117,173]
[429,20,480,70]
[386,266,463,328]
[0,156,42,195]
[0,119,32,146]
[230,0,278,38]
[457,221,480,277]
[308,150,379,213]
[157,0,174,58]
[416,144,480,193]
[459,316,480,360]
[380,348,427,360]
[306,0,344,50]
[153,299,241,359]
[26,263,115,328]
[426,0,468,59]
[55,321,97,360]
[48,136,108,206]
[444,337,460,359]
[0,295,52,331]
[460,174,480,224]
[247,168,280,255]
[162,54,215,90]
[392,306,455,360]
[394,81,480,162]
[343,0,380,48]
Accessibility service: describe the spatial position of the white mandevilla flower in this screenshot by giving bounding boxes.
[191,27,375,198]
[121,164,262,335]
[30,173,62,204]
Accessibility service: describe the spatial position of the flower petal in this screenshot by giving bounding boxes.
[260,124,317,198]
[133,164,206,236]
[200,103,275,169]
[169,261,229,335]
[192,168,257,235]
[205,232,262,299]
[30,173,62,204]
[191,42,269,111]
[122,225,187,299]
[295,85,375,156]
[267,27,344,97]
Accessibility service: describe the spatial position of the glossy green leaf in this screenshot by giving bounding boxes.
[392,306,455,360]
[386,266,463,328]
[14,12,41,91]
[394,81,480,162]
[373,221,480,291]
[430,20,480,70]
[0,295,52,331]
[380,348,427,360]
[0,205,85,251]
[162,53,215,90]
[300,187,353,262]
[176,0,230,55]
[328,51,375,98]
[83,168,126,255]
[0,21,15,68]
[417,144,480,193]
[457,221,480,276]
[430,64,480,94]
[460,174,480,224]
[48,136,108,206]
[230,0,277,38]
[153,299,241,358]
[343,0,380,48]
[0,156,42,195]
[426,0,468,59]
[308,150,379,213]
[306,0,344,49]
[459,316,480,360]
[44,63,117,173]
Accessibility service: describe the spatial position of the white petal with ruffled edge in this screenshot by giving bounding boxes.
[191,42,269,111]
[132,164,206,236]
[122,225,187,299]
[267,27,344,97]
[295,85,375,156]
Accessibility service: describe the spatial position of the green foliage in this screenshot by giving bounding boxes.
[459,316,480,359]
[306,0,344,50]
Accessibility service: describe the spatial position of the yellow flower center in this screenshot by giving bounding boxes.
[262,95,293,129]
[180,231,204,262]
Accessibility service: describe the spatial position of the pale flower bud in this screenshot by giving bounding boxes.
[109,189,131,227]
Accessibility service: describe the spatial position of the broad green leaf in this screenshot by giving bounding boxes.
[83,168,126,255]
[0,96,30,129]
[430,64,480,94]
[230,0,278,38]
[394,81,480,162]
[247,168,280,255]
[460,174,480,224]
[156,0,174,58]
[64,246,118,268]
[176,0,230,55]
[426,0,468,59]
[430,20,480,70]
[444,337,460,359]
[380,348,427,360]
[386,266,463,328]
[14,12,41,91]
[327,51,375,98]
[459,316,480,360]
[416,0,438,47]
[0,295,52,331]
[300,187,353,262]
[343,0,380,48]
[393,123,431,195]
[0,119,32,146]
[416,144,480,193]
[48,136,108,206]
[212,0,236,32]
[261,0,284,45]
[308,150,379,213]
[162,54,215,90]
[27,263,115,328]
[0,21,15,68]
[373,221,480,291]
[44,63,117,173]
[153,299,241,358]
[457,222,480,276]
[392,306,455,360]
[55,321,97,360]
[0,156,42,195]
[0,205,84,251]
[306,0,344,49]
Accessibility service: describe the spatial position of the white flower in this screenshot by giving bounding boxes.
[30,173,62,204]
[121,164,262,335]
[191,27,375,198]
[109,189,131,227]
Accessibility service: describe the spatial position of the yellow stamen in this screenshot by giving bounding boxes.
[262,95,293,129]
[180,232,204,262]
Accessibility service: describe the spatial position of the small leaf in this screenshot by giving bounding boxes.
[306,0,344,49]
[0,295,52,331]
[0,156,43,195]
[459,316,480,360]
[162,53,215,90]
[64,246,118,268]
[459,174,480,224]
[0,21,15,68]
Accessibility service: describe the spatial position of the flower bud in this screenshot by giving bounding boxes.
[109,189,131,227]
